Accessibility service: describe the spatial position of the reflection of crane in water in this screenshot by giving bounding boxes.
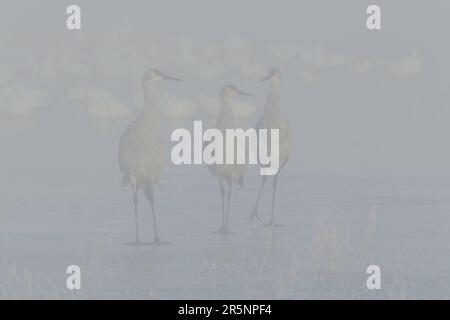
[248,69,293,227]
[119,69,181,246]
[208,85,253,234]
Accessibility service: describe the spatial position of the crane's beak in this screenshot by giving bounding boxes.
[237,88,253,97]
[160,72,182,81]
[260,74,271,82]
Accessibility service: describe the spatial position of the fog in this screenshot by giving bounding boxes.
[1,0,450,299]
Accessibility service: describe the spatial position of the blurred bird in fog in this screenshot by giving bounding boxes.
[208,84,253,234]
[0,81,48,117]
[247,69,293,227]
[119,69,181,246]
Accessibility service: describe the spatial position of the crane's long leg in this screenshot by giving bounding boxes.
[264,173,283,227]
[125,190,145,246]
[215,180,235,235]
[247,175,267,223]
[265,160,288,228]
[145,183,170,246]
[224,181,235,234]
[214,180,226,233]
[225,181,232,228]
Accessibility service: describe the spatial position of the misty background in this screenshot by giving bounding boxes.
[0,0,450,299]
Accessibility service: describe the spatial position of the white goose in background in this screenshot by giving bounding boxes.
[209,85,253,234]
[247,69,293,226]
[119,69,181,246]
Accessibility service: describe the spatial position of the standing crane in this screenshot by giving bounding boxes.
[208,85,253,234]
[119,69,181,245]
[247,69,293,227]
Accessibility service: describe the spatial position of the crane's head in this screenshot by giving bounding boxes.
[221,84,253,99]
[143,69,182,85]
[260,68,280,83]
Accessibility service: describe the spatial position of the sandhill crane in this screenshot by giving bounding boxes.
[119,69,181,246]
[208,85,253,234]
[247,69,293,227]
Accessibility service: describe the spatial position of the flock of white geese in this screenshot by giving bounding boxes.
[119,68,293,245]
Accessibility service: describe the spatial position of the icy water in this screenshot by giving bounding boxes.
[2,117,450,299]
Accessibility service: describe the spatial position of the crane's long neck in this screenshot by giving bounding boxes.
[218,94,234,128]
[264,81,280,116]
[139,83,159,127]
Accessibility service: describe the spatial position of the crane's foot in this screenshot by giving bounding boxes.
[264,219,284,228]
[148,237,171,246]
[124,239,150,246]
[246,208,261,223]
[213,225,235,235]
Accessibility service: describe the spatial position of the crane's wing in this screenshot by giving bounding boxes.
[118,122,164,188]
